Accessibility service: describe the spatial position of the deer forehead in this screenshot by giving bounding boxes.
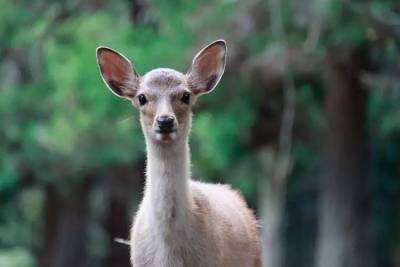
[140,68,188,95]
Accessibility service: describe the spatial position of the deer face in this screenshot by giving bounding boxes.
[96,40,227,144]
[133,68,192,143]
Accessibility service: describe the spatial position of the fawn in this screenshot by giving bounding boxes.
[96,40,261,267]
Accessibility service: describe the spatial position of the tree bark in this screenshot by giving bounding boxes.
[39,184,61,267]
[103,163,144,267]
[260,160,288,267]
[39,180,92,267]
[129,0,152,25]
[316,46,373,267]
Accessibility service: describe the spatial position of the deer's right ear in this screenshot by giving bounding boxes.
[96,47,139,99]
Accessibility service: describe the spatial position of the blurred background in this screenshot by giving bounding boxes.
[0,0,399,267]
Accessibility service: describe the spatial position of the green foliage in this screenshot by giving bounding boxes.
[1,0,400,266]
[0,247,35,267]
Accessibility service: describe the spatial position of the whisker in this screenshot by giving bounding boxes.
[117,114,136,125]
[114,237,130,246]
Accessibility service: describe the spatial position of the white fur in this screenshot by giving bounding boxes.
[130,132,261,267]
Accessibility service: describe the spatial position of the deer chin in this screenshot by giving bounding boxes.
[154,131,177,143]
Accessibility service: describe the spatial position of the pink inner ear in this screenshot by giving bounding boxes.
[100,51,131,82]
[189,43,225,94]
[98,49,138,97]
[196,45,223,77]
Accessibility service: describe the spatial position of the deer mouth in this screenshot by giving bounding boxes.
[155,129,176,134]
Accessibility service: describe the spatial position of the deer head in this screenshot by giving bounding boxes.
[96,40,227,144]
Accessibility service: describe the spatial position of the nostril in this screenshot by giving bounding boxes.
[157,116,175,130]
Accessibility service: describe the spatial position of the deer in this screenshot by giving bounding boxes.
[96,40,262,267]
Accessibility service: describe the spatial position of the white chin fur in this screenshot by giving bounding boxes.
[155,132,177,142]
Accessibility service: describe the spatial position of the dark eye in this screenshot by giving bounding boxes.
[181,92,191,104]
[138,94,147,106]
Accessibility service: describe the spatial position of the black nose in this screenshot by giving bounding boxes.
[156,115,175,132]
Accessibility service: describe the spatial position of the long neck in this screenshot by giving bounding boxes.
[143,137,192,234]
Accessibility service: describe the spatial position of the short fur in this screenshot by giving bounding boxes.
[96,40,261,267]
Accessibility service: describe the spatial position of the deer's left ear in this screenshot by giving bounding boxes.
[187,40,227,95]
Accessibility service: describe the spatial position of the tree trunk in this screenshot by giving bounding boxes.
[129,0,151,25]
[259,65,295,267]
[39,180,92,267]
[103,163,144,267]
[39,184,62,267]
[260,162,287,267]
[316,46,372,267]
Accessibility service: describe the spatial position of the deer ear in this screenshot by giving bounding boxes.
[96,47,139,99]
[187,40,227,95]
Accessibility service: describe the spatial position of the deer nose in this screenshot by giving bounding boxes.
[156,115,175,132]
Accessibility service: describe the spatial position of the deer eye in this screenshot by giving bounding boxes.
[138,94,147,106]
[181,92,191,104]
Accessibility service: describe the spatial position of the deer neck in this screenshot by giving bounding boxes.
[143,137,193,236]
